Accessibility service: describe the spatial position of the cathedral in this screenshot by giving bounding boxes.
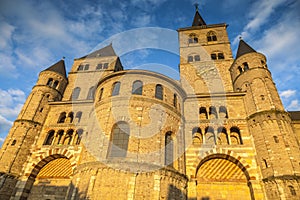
[1,7,300,200]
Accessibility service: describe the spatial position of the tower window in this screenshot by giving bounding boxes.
[194,55,200,61]
[77,65,84,71]
[44,130,55,145]
[71,87,81,100]
[155,84,163,100]
[218,53,224,59]
[207,31,217,42]
[87,86,95,100]
[173,94,177,108]
[188,56,193,62]
[99,88,104,101]
[188,34,198,44]
[211,54,217,60]
[75,111,82,123]
[103,63,109,69]
[76,129,83,145]
[96,63,102,70]
[68,112,74,123]
[108,122,130,158]
[53,80,59,89]
[11,139,16,146]
[132,80,143,95]
[84,64,89,70]
[46,78,53,86]
[243,62,249,71]
[199,107,208,119]
[112,82,121,96]
[238,66,243,73]
[273,136,279,143]
[288,185,296,196]
[165,131,174,166]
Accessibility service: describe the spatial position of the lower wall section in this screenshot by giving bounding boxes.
[72,161,188,200]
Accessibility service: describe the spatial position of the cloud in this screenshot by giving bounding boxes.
[287,100,300,111]
[280,90,296,99]
[0,89,26,119]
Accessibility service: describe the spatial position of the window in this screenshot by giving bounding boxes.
[44,130,55,145]
[262,158,268,168]
[75,111,82,123]
[192,127,203,145]
[209,106,218,119]
[99,88,104,101]
[63,130,74,145]
[199,107,208,119]
[207,31,217,42]
[217,127,228,145]
[132,80,143,95]
[173,94,177,108]
[165,131,174,166]
[155,84,163,100]
[218,53,224,59]
[230,127,242,145]
[205,127,215,144]
[87,86,95,100]
[243,62,249,71]
[219,106,228,118]
[77,65,84,71]
[273,136,279,143]
[53,80,59,89]
[47,78,53,86]
[84,64,89,70]
[56,130,64,144]
[194,55,200,61]
[76,129,83,145]
[188,56,193,62]
[96,63,102,70]
[58,112,67,123]
[108,122,130,158]
[11,139,16,146]
[103,63,109,69]
[288,185,296,196]
[67,112,74,123]
[112,82,121,96]
[72,87,81,100]
[188,34,198,44]
[238,66,243,73]
[211,54,217,60]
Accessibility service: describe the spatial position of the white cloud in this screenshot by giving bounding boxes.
[280,90,296,99]
[0,89,26,119]
[287,100,300,111]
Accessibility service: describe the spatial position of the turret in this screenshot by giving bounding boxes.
[0,59,68,199]
[230,40,300,199]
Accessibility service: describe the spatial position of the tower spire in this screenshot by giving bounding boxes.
[192,3,206,26]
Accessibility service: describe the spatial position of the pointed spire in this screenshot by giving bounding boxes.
[236,39,257,59]
[192,4,206,26]
[43,59,67,78]
[80,43,117,59]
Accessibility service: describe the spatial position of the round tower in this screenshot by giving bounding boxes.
[0,60,68,199]
[230,40,300,199]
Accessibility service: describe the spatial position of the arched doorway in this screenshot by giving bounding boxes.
[196,154,254,200]
[25,155,73,200]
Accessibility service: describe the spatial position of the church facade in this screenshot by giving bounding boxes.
[1,8,300,200]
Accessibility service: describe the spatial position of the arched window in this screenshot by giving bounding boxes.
[99,88,104,101]
[209,106,218,119]
[75,129,83,145]
[199,107,208,119]
[132,80,143,95]
[58,112,66,123]
[173,94,177,108]
[44,130,55,145]
[46,78,53,86]
[53,80,59,89]
[72,87,81,100]
[96,63,103,70]
[211,53,217,60]
[75,111,82,123]
[188,34,198,44]
[84,64,89,70]
[67,112,74,123]
[63,130,74,145]
[192,127,203,145]
[218,53,224,59]
[219,106,228,118]
[11,140,16,146]
[77,65,84,71]
[56,130,64,144]
[155,84,163,100]
[87,86,95,100]
[112,82,121,96]
[243,62,249,71]
[165,131,174,166]
[207,31,217,42]
[288,185,296,196]
[108,122,130,158]
[205,127,215,144]
[217,127,228,145]
[230,127,242,145]
[238,66,243,74]
[188,56,193,62]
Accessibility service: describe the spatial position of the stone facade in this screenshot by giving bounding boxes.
[0,9,300,200]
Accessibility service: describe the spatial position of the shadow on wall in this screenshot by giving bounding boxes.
[167,184,186,200]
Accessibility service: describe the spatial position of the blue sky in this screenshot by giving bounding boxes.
[0,0,299,146]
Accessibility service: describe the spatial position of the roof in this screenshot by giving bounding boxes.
[236,39,256,59]
[43,59,67,78]
[289,111,300,121]
[192,10,206,26]
[79,43,117,59]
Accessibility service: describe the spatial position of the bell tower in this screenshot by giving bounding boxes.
[230,40,300,199]
[178,6,234,94]
[0,59,68,199]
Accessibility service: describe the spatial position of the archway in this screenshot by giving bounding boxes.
[196,154,254,200]
[17,154,74,200]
